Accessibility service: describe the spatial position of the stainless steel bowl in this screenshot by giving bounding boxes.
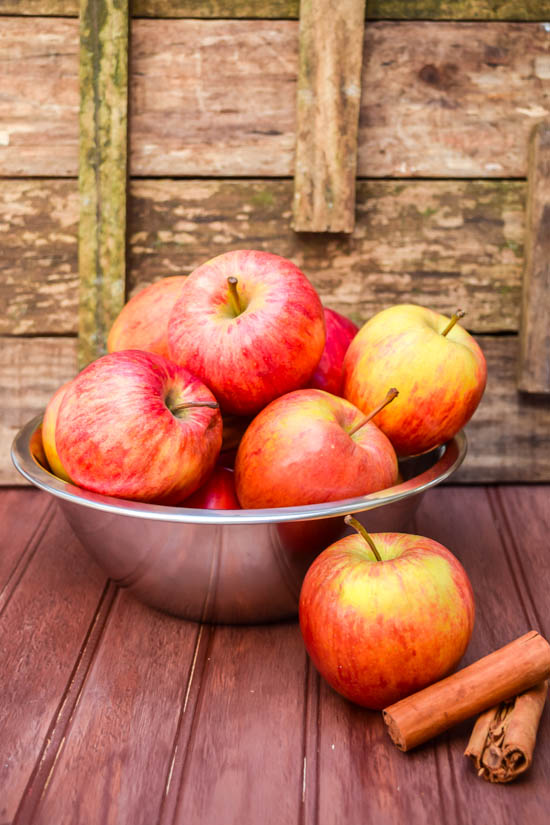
[11,417,467,624]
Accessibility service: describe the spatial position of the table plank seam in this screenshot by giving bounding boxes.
[300,656,320,825]
[157,622,214,825]
[0,500,56,619]
[12,581,119,825]
[486,488,544,634]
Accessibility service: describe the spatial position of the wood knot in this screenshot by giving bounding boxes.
[418,63,459,89]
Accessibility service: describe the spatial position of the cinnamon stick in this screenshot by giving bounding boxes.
[465,680,548,783]
[383,632,550,752]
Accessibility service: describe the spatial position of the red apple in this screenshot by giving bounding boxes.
[343,304,487,456]
[167,250,326,416]
[42,380,72,481]
[55,350,222,504]
[308,307,359,396]
[299,517,475,710]
[108,276,187,359]
[234,388,399,509]
[183,467,240,509]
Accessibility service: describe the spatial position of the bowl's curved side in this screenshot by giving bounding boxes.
[11,416,467,623]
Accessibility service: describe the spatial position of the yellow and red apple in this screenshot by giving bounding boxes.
[234,388,399,508]
[299,519,475,709]
[343,304,487,456]
[42,380,72,482]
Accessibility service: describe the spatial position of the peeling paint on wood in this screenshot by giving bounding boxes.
[78,0,129,368]
[293,0,366,233]
[517,121,550,394]
[1,20,549,178]
[0,178,525,335]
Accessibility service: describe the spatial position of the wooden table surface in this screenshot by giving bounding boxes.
[1,484,549,825]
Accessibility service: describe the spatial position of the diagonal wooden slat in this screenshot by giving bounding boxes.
[78,0,129,368]
[293,0,366,233]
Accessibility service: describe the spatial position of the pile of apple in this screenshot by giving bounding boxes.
[43,249,488,710]
[43,249,487,511]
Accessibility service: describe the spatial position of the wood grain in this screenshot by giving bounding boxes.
[28,593,201,825]
[0,178,525,336]
[1,0,546,19]
[78,0,129,368]
[0,337,78,485]
[293,0,366,232]
[1,19,549,178]
[517,121,550,394]
[0,505,107,825]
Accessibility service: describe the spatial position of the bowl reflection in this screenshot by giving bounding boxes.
[11,417,466,624]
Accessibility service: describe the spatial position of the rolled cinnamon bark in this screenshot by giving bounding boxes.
[383,632,550,752]
[465,680,548,782]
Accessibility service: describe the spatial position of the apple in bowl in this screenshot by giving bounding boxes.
[299,517,475,709]
[167,250,326,416]
[343,304,486,456]
[235,388,399,508]
[55,350,222,504]
[308,307,359,396]
[108,276,188,359]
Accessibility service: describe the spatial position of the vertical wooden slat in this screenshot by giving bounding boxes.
[517,120,550,394]
[292,0,366,234]
[78,0,129,369]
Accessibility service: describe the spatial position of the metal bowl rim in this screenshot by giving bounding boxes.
[11,415,467,525]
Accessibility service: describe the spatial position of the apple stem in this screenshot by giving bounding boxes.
[171,400,220,414]
[441,309,465,337]
[348,388,399,437]
[344,515,382,562]
[227,276,242,317]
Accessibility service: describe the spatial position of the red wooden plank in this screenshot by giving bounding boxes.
[28,593,202,825]
[0,497,108,825]
[0,488,51,593]
[169,623,308,825]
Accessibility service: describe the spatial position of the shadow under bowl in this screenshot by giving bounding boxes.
[12,417,467,624]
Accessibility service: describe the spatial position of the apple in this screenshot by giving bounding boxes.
[308,307,359,396]
[183,467,240,509]
[108,276,187,359]
[343,304,487,456]
[167,250,326,416]
[42,380,72,482]
[234,388,399,509]
[55,350,222,504]
[299,517,475,710]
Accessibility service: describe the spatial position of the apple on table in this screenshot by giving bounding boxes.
[168,250,326,416]
[235,387,399,509]
[55,350,223,504]
[299,516,475,709]
[343,304,487,456]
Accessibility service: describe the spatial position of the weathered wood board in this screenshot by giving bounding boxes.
[293,0,366,232]
[1,19,549,178]
[1,0,547,19]
[1,179,525,336]
[2,335,549,484]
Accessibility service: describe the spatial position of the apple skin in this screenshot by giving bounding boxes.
[183,467,240,509]
[107,276,187,359]
[234,389,398,508]
[343,304,487,456]
[55,350,222,504]
[308,308,359,396]
[299,531,475,710]
[42,380,73,482]
[167,250,326,416]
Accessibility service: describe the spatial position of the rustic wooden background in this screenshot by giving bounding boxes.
[1,1,550,483]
